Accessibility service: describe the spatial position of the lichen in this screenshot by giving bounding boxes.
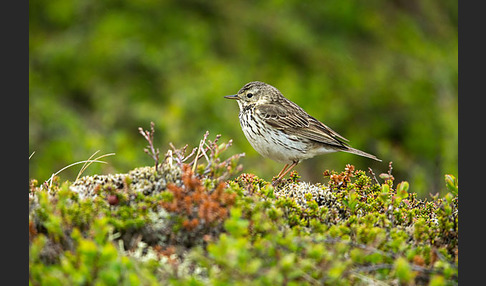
[70,162,183,199]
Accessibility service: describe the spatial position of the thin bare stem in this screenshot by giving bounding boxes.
[138,122,160,172]
[181,147,198,163]
[192,131,209,172]
[368,167,380,186]
[166,131,244,181]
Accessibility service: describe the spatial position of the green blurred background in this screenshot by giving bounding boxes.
[29,0,457,197]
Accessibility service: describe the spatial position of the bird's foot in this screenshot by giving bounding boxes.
[271,177,283,187]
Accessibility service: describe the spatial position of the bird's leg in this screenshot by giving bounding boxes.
[278,161,299,181]
[272,161,299,186]
[276,164,289,179]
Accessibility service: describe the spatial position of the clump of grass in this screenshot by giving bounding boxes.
[29,150,115,191]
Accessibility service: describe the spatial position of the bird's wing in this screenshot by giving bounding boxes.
[256,102,308,129]
[255,100,349,147]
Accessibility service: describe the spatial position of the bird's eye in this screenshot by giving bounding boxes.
[247,93,253,98]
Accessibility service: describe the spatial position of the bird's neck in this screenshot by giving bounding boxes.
[241,103,256,113]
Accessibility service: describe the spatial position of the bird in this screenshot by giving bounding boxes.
[224,81,381,185]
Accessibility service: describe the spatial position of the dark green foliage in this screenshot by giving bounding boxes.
[29,134,458,285]
[29,0,457,197]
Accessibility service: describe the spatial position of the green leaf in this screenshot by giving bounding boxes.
[396,181,409,199]
[444,175,458,196]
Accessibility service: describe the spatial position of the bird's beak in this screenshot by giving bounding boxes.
[224,94,239,100]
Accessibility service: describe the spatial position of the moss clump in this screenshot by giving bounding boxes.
[211,168,457,285]
[29,133,457,285]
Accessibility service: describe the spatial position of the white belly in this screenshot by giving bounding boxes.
[239,112,336,164]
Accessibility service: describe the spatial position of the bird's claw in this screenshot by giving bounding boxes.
[271,177,282,187]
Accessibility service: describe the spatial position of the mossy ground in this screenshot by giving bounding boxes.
[29,134,458,285]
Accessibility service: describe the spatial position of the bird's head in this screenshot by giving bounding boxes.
[224,81,280,110]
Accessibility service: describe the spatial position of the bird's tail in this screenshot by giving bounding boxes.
[344,147,382,162]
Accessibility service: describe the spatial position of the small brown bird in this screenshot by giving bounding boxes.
[224,81,381,185]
